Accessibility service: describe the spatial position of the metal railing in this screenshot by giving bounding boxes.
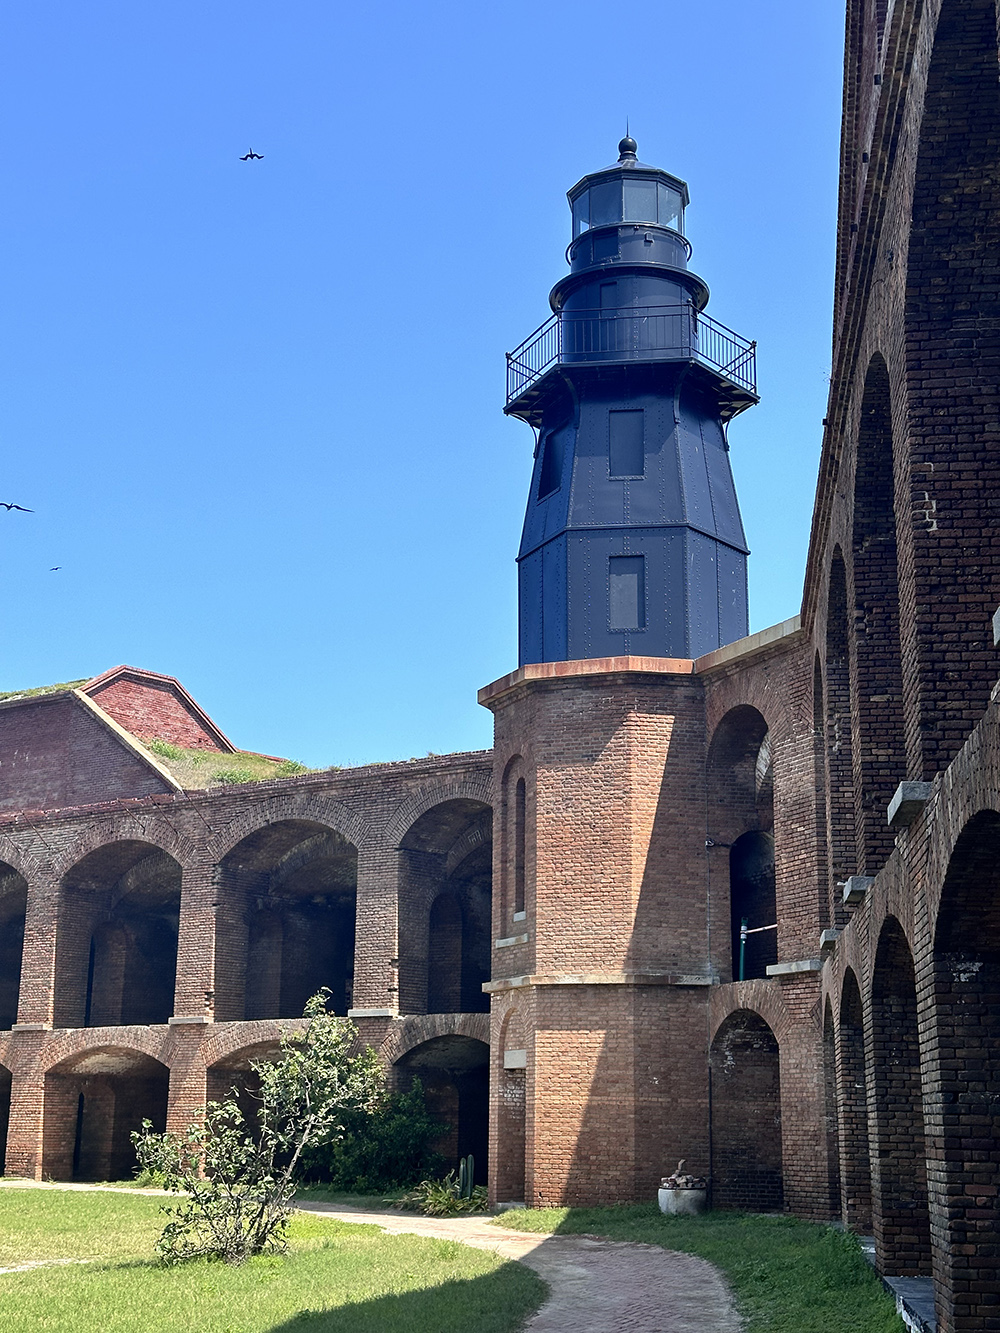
[505,303,757,405]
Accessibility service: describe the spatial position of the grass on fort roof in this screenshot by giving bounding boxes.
[494,1204,905,1333]
[0,678,89,702]
[142,738,315,788]
[0,1185,544,1333]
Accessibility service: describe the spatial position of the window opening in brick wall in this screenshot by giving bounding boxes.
[0,1064,11,1176]
[823,1000,843,1217]
[514,778,526,916]
[394,1036,490,1185]
[729,832,777,981]
[812,655,833,930]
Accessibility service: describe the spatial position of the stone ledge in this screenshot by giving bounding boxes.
[478,655,696,706]
[10,1023,51,1032]
[765,959,823,977]
[887,780,933,828]
[843,875,874,907]
[347,1008,396,1019]
[483,971,714,992]
[820,928,842,957]
[495,933,530,949]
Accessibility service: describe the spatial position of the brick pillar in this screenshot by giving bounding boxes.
[4,1032,48,1178]
[165,1026,209,1138]
[349,842,400,1016]
[172,854,217,1020]
[17,871,60,1027]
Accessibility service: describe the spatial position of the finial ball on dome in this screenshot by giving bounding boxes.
[618,135,638,159]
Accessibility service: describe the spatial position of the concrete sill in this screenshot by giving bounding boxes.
[765,959,823,977]
[347,1008,396,1019]
[495,934,530,949]
[843,875,874,907]
[887,781,933,829]
[167,1015,212,1025]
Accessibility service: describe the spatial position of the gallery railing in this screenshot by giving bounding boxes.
[505,303,757,406]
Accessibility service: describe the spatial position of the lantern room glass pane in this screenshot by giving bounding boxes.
[590,179,622,227]
[658,183,683,232]
[572,190,590,237]
[623,179,657,223]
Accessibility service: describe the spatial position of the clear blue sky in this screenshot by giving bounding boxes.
[0,1,845,767]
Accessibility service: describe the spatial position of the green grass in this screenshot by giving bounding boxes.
[141,740,313,788]
[495,1204,905,1333]
[0,1188,544,1333]
[0,678,88,701]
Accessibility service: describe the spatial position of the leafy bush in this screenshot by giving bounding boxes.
[132,991,383,1264]
[147,738,182,760]
[398,1171,489,1216]
[275,759,309,776]
[299,1080,444,1192]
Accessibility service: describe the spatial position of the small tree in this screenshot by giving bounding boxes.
[132,991,382,1264]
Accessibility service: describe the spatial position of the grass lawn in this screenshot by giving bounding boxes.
[495,1204,906,1333]
[0,1187,544,1333]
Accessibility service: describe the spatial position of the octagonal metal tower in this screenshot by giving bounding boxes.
[506,137,758,665]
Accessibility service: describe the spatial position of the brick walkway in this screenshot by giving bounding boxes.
[298,1204,744,1332]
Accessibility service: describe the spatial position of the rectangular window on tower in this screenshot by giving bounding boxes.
[609,409,644,478]
[609,555,645,631]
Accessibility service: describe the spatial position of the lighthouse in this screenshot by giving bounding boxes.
[505,137,758,665]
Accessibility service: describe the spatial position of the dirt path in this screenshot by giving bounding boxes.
[299,1203,744,1333]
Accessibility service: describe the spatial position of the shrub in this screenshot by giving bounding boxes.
[275,759,309,776]
[299,1080,444,1192]
[132,991,383,1264]
[398,1170,489,1216]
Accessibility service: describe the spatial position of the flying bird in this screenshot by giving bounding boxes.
[0,502,33,512]
[49,566,61,571]
[239,149,264,161]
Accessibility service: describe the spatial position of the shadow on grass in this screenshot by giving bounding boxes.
[264,1261,543,1333]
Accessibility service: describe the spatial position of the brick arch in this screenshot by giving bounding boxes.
[378,1012,490,1067]
[201,1019,299,1070]
[39,1028,169,1075]
[709,981,794,1049]
[383,777,494,852]
[824,547,855,916]
[822,996,842,1218]
[0,835,48,883]
[493,1000,528,1205]
[50,820,195,882]
[206,795,374,863]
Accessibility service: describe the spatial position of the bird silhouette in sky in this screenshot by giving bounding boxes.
[1,502,33,512]
[49,567,61,572]
[239,149,264,161]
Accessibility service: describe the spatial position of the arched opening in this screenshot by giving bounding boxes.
[837,968,872,1231]
[852,354,905,875]
[215,820,357,1022]
[870,918,931,1276]
[54,842,181,1029]
[42,1047,169,1181]
[394,1035,489,1184]
[0,863,27,1030]
[825,551,854,926]
[706,706,775,982]
[729,832,776,981]
[398,800,492,1016]
[904,0,1000,774]
[0,1063,11,1173]
[207,1040,284,1139]
[823,999,842,1219]
[929,810,1000,1325]
[709,1010,783,1211]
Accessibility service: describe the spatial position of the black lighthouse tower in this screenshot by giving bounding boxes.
[505,138,758,665]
